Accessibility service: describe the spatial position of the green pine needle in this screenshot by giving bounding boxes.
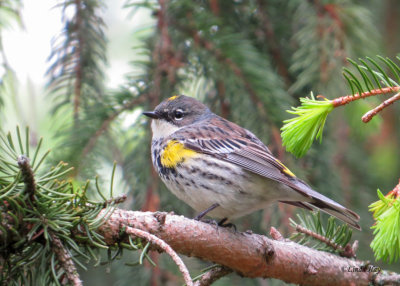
[281,93,334,158]
[369,190,400,263]
[290,211,353,253]
[369,189,394,219]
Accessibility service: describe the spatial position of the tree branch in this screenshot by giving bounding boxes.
[255,0,291,87]
[73,0,83,123]
[97,209,400,286]
[50,232,82,286]
[362,92,400,123]
[124,226,193,286]
[194,265,232,286]
[331,87,400,107]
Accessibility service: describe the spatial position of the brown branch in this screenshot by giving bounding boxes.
[362,92,400,123]
[73,0,83,123]
[194,265,232,286]
[209,0,220,15]
[381,179,400,201]
[216,80,230,118]
[256,0,291,87]
[294,224,357,258]
[103,194,127,207]
[97,209,399,286]
[50,232,82,286]
[295,224,343,251]
[391,179,400,198]
[375,274,400,286]
[124,226,193,286]
[151,0,182,107]
[331,87,400,107]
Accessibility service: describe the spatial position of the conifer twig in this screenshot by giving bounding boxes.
[50,232,82,286]
[256,0,291,87]
[295,224,342,250]
[294,224,357,258]
[124,226,193,286]
[331,87,400,107]
[17,155,36,202]
[103,194,127,207]
[362,92,400,122]
[73,0,84,124]
[194,265,232,286]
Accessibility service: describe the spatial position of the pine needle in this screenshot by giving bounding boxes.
[281,93,334,157]
[369,189,400,263]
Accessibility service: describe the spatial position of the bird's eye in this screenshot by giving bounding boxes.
[174,109,184,120]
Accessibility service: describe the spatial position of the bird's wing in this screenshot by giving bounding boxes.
[173,117,360,229]
[174,116,304,193]
[180,128,305,193]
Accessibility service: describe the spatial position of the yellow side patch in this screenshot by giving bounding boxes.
[161,140,198,168]
[167,95,179,101]
[276,159,296,177]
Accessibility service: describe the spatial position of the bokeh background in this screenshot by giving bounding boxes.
[1,0,399,285]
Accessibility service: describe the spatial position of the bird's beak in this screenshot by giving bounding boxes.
[142,111,161,119]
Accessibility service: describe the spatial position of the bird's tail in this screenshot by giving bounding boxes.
[282,182,361,230]
[304,199,360,230]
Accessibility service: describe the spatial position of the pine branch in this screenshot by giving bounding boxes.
[97,209,399,286]
[45,0,110,177]
[289,211,355,257]
[289,1,378,95]
[50,232,82,286]
[294,224,357,258]
[73,0,84,123]
[193,265,232,286]
[125,226,193,286]
[331,87,400,107]
[47,0,107,116]
[0,127,121,284]
[281,56,400,157]
[149,0,181,105]
[255,0,291,87]
[361,92,400,123]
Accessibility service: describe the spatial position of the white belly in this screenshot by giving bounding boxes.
[159,156,302,219]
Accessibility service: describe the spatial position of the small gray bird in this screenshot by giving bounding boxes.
[143,95,360,229]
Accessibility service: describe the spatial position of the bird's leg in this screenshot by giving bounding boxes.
[194,203,220,221]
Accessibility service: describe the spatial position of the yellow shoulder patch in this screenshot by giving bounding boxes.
[161,140,198,168]
[167,95,179,101]
[276,159,296,177]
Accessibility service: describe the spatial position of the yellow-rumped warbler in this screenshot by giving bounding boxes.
[143,95,360,229]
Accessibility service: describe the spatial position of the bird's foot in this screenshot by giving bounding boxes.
[217,218,237,231]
